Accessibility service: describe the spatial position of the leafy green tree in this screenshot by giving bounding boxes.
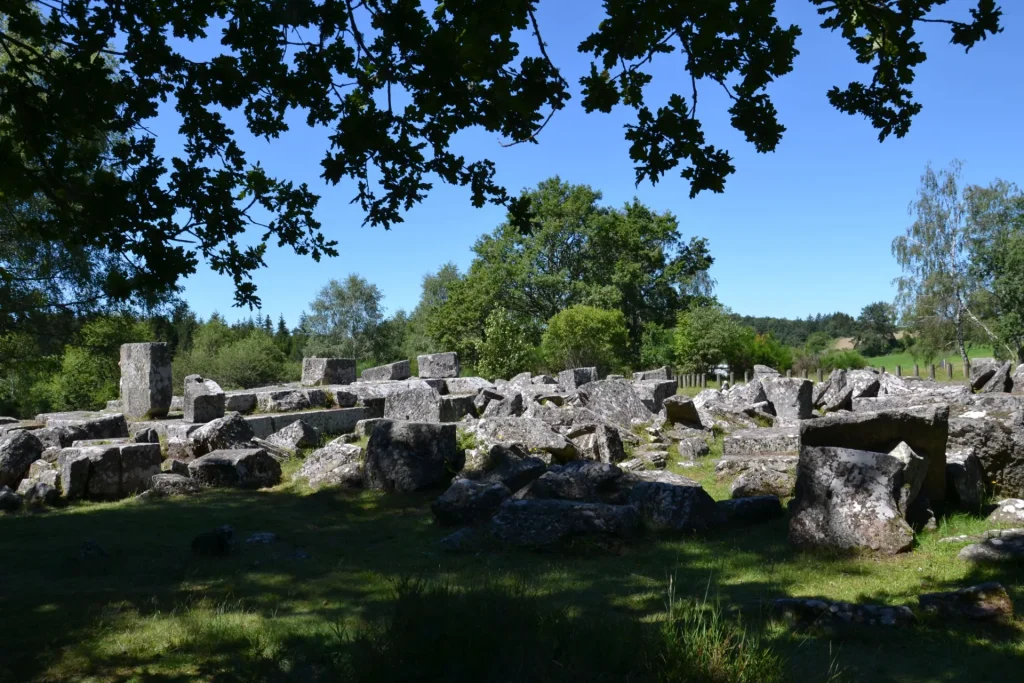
[371,311,412,366]
[302,275,385,363]
[430,178,712,366]
[0,1,1001,309]
[407,263,462,357]
[855,302,897,357]
[639,322,675,370]
[541,306,629,375]
[478,308,537,381]
[969,182,1024,362]
[893,161,1013,369]
[673,304,749,374]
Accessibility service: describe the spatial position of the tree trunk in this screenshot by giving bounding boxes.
[954,304,970,381]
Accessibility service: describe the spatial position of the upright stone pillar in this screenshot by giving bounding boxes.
[816,368,823,383]
[119,343,172,418]
[896,365,902,377]
[929,364,936,380]
[947,364,954,380]
[914,364,920,377]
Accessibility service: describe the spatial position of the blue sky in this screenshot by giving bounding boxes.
[163,1,1024,327]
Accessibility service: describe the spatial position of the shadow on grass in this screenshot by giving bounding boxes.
[0,485,1021,682]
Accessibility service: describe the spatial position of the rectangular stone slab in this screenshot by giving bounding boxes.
[119,343,172,418]
[799,406,948,502]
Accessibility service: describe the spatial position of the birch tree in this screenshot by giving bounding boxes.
[892,161,1007,371]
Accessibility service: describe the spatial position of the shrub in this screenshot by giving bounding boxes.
[541,305,629,374]
[745,333,793,372]
[215,332,288,389]
[818,349,867,371]
[477,308,537,380]
[43,346,119,411]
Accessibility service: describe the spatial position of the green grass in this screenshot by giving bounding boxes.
[862,346,995,382]
[1,454,1022,682]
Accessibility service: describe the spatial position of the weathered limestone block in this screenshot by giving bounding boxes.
[149,472,201,496]
[301,357,356,386]
[723,428,800,456]
[970,360,1001,391]
[444,377,494,395]
[789,446,916,554]
[59,442,161,500]
[363,420,461,492]
[979,362,1013,394]
[575,379,653,428]
[183,375,225,424]
[296,441,364,490]
[383,386,442,422]
[567,423,626,463]
[461,443,547,492]
[417,352,460,379]
[266,420,320,453]
[361,360,411,382]
[487,498,641,547]
[761,376,813,421]
[844,369,880,399]
[472,417,577,462]
[189,413,255,458]
[432,478,511,525]
[0,430,43,488]
[38,412,128,441]
[632,366,673,381]
[188,448,281,488]
[799,406,949,502]
[557,367,597,391]
[119,343,172,418]
[634,379,678,414]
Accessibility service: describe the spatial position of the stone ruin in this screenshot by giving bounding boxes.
[2,350,1024,570]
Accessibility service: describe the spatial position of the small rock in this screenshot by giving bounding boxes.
[987,498,1024,524]
[919,582,1014,621]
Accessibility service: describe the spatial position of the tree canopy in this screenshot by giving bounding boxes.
[0,1,1004,312]
[428,177,713,367]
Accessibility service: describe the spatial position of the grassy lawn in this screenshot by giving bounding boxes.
[862,346,996,382]
[1,446,1022,682]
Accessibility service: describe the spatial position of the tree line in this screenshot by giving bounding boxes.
[3,163,1021,420]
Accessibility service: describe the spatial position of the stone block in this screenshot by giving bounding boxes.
[417,352,460,379]
[183,375,225,423]
[361,360,411,382]
[119,343,172,418]
[302,357,356,386]
[557,367,598,391]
